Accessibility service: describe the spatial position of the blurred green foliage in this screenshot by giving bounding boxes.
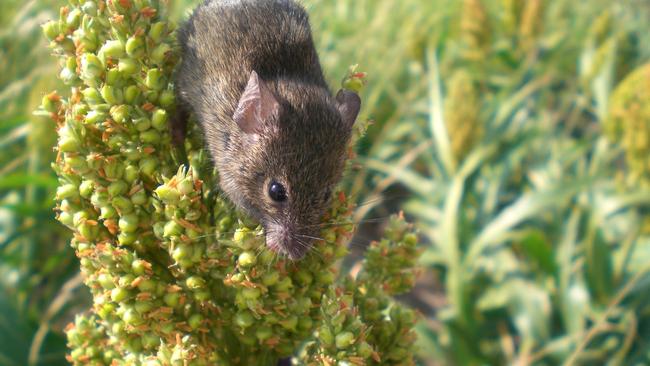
[1,1,81,365]
[1,0,650,364]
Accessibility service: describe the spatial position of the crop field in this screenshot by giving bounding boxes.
[1,0,650,365]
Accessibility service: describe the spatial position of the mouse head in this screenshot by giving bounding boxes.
[228,70,360,260]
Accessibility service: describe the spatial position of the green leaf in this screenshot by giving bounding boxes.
[466,177,593,265]
[0,174,58,190]
[426,47,455,176]
[584,226,613,304]
[517,229,558,275]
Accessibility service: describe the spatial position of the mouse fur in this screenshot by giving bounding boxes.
[175,0,361,259]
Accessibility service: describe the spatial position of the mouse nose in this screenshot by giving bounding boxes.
[265,223,312,260]
[285,237,311,260]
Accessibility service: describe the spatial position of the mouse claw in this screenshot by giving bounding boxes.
[170,105,189,146]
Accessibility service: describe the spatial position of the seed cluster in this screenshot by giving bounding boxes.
[607,62,650,188]
[303,215,420,365]
[43,1,420,364]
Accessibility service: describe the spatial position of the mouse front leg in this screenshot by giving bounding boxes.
[276,357,292,366]
[170,102,189,147]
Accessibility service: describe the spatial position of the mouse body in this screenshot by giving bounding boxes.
[175,0,361,259]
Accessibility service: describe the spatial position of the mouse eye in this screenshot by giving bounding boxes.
[268,180,288,202]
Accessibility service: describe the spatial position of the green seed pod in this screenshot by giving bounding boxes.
[124,85,141,104]
[140,129,161,144]
[124,164,139,184]
[241,287,261,300]
[126,36,145,57]
[139,157,158,176]
[142,333,160,350]
[100,40,126,60]
[335,331,355,349]
[105,68,122,86]
[118,58,140,77]
[81,1,97,15]
[111,287,130,302]
[158,89,175,108]
[82,39,99,55]
[151,108,168,130]
[235,311,255,329]
[123,308,143,326]
[319,326,334,346]
[78,180,94,198]
[110,105,131,124]
[155,185,180,203]
[149,21,167,42]
[295,270,313,285]
[59,66,78,86]
[279,316,298,331]
[356,341,373,358]
[186,276,206,289]
[262,271,279,286]
[97,273,115,289]
[90,189,109,207]
[298,316,313,331]
[188,314,203,330]
[72,210,90,227]
[145,90,160,103]
[82,87,103,105]
[317,270,335,285]
[255,326,273,341]
[103,159,125,180]
[80,53,103,80]
[145,68,164,90]
[84,109,108,124]
[64,154,88,172]
[108,180,128,197]
[42,20,60,41]
[274,277,293,292]
[131,189,147,205]
[151,43,171,65]
[66,9,82,30]
[238,251,256,267]
[134,300,154,314]
[112,196,134,213]
[59,136,81,153]
[99,205,117,220]
[118,274,136,288]
[58,211,74,227]
[163,292,180,308]
[41,94,58,113]
[98,303,116,319]
[101,85,124,105]
[118,213,139,233]
[163,220,183,237]
[57,36,76,54]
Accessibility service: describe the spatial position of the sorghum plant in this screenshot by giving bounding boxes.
[41,0,419,364]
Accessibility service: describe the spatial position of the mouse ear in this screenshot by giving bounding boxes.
[233,70,280,134]
[335,89,361,129]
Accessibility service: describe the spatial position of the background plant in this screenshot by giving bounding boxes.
[40,0,419,365]
[348,0,650,364]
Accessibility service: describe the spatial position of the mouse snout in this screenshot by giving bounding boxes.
[265,222,314,260]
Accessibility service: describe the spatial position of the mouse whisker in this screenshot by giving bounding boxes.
[302,216,393,229]
[294,233,325,242]
[353,192,414,208]
[293,236,323,261]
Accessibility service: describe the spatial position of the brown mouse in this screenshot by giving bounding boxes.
[175,0,361,259]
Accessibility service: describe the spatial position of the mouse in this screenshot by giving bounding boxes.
[174,0,361,260]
